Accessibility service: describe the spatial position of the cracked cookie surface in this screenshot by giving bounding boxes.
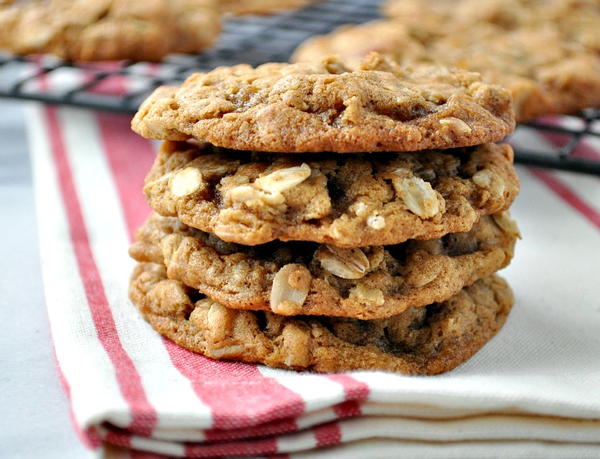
[131,54,514,153]
[292,19,600,121]
[142,141,519,247]
[0,0,220,62]
[129,263,514,374]
[129,212,518,319]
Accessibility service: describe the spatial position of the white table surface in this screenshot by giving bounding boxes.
[0,100,88,458]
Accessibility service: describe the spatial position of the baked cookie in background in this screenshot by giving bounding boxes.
[130,263,514,375]
[382,0,600,46]
[291,21,427,69]
[430,24,600,123]
[383,0,536,30]
[0,0,221,62]
[292,21,600,122]
[131,55,514,153]
[220,0,318,15]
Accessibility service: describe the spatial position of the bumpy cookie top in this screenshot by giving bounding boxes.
[0,0,220,62]
[131,54,514,152]
[143,141,519,247]
[130,263,514,374]
[293,21,600,122]
[130,212,518,319]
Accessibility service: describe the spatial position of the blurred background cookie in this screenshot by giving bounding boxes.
[220,0,319,15]
[0,0,221,61]
[293,19,600,122]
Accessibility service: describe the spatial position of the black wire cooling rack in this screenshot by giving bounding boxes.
[0,0,598,175]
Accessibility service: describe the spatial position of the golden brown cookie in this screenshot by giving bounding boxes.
[130,212,518,320]
[382,0,600,59]
[291,21,427,70]
[142,141,519,247]
[292,21,600,121]
[0,0,220,62]
[131,55,514,153]
[382,0,600,43]
[130,263,514,374]
[383,0,533,30]
[432,24,600,122]
[220,0,317,15]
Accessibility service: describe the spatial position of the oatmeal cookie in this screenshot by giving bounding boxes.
[292,21,600,121]
[131,55,514,152]
[0,0,220,62]
[383,0,534,30]
[220,0,316,15]
[291,21,427,69]
[130,263,514,374]
[433,24,600,122]
[142,141,519,247]
[382,0,600,55]
[129,212,518,319]
[382,0,600,44]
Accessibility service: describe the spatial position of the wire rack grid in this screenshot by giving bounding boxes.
[0,0,598,175]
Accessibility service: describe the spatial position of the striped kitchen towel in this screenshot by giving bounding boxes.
[26,95,600,457]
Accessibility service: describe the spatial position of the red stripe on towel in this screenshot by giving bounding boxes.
[97,111,306,431]
[529,168,600,230]
[95,112,156,239]
[167,347,305,430]
[185,436,278,457]
[314,422,342,448]
[327,375,369,402]
[327,375,369,418]
[44,106,158,437]
[204,416,298,442]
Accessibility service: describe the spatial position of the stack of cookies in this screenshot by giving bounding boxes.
[128,54,520,375]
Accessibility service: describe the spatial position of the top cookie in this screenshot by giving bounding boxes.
[0,0,220,62]
[131,55,514,153]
